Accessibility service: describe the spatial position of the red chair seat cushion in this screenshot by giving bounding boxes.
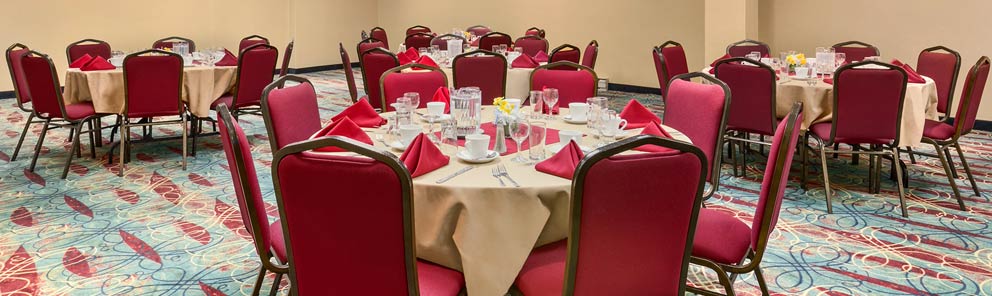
[922,119,955,141]
[212,95,234,109]
[514,240,566,296]
[809,122,893,145]
[64,102,97,121]
[691,209,752,265]
[416,260,465,296]
[269,220,287,262]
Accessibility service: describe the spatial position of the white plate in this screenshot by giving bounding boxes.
[387,140,408,151]
[548,143,593,154]
[457,150,499,163]
[420,114,451,122]
[562,115,587,124]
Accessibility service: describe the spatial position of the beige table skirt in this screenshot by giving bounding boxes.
[323,107,688,295]
[63,66,237,117]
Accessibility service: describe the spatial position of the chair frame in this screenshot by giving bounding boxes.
[117,49,188,176]
[339,43,360,103]
[358,47,400,111]
[667,72,731,199]
[370,26,389,49]
[404,32,435,50]
[582,40,599,69]
[271,136,419,295]
[452,49,507,99]
[357,37,385,58]
[378,63,450,111]
[65,38,111,63]
[529,61,599,100]
[5,43,50,162]
[905,46,962,165]
[217,104,289,296]
[714,57,779,177]
[564,134,708,295]
[524,27,546,38]
[654,40,684,98]
[152,36,196,51]
[279,40,295,77]
[465,25,491,35]
[513,35,549,55]
[227,43,280,117]
[241,35,270,45]
[406,25,432,36]
[687,103,802,296]
[832,40,880,57]
[260,75,316,154]
[800,61,909,217]
[550,44,581,65]
[725,39,770,57]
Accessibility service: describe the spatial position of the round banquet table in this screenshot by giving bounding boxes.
[327,106,689,296]
[63,65,237,117]
[702,66,939,147]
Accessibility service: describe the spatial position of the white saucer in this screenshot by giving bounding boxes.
[388,140,408,151]
[457,150,499,163]
[592,130,631,139]
[420,114,452,122]
[548,143,593,154]
[562,115,587,124]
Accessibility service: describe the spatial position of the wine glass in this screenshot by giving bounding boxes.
[835,52,846,69]
[499,44,509,55]
[403,92,420,110]
[509,120,531,163]
[542,88,559,120]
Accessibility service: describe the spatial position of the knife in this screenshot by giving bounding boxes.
[436,166,475,184]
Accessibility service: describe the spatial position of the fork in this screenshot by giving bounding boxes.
[497,164,520,187]
[491,167,506,187]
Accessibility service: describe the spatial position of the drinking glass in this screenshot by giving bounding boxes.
[542,88,559,119]
[431,45,440,56]
[835,53,846,69]
[597,110,620,146]
[499,44,508,55]
[747,51,761,61]
[418,48,428,57]
[769,58,782,75]
[509,120,531,163]
[528,121,547,161]
[440,119,459,156]
[586,97,608,130]
[395,97,412,125]
[514,47,524,55]
[403,92,420,110]
[529,91,544,119]
[492,45,500,53]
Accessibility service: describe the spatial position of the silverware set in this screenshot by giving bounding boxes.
[492,164,519,187]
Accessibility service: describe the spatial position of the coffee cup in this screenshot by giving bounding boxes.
[464,134,490,159]
[568,103,589,121]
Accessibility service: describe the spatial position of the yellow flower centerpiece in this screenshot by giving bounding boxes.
[492,97,519,144]
[494,97,515,115]
[785,53,806,73]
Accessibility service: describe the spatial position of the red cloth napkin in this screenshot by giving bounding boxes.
[536,141,584,179]
[511,54,539,68]
[215,49,238,66]
[69,54,93,69]
[80,56,116,71]
[312,117,374,152]
[891,59,926,84]
[634,122,678,153]
[619,99,661,129]
[432,87,450,114]
[533,50,549,63]
[708,53,732,74]
[823,78,833,85]
[399,48,420,65]
[332,98,387,127]
[399,133,450,178]
[414,55,438,69]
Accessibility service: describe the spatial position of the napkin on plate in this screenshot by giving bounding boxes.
[634,121,679,153]
[69,54,93,69]
[708,53,732,74]
[80,57,116,71]
[533,50,549,63]
[432,87,451,114]
[536,140,584,179]
[399,133,450,178]
[511,54,539,68]
[890,59,926,84]
[332,98,387,127]
[619,99,662,129]
[214,49,238,66]
[414,55,438,69]
[312,117,374,152]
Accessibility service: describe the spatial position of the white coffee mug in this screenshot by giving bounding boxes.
[399,125,421,146]
[465,134,490,159]
[794,66,810,79]
[505,98,522,112]
[559,130,583,145]
[426,102,445,116]
[568,103,589,121]
[605,118,628,136]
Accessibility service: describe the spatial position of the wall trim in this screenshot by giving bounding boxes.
[607,83,660,95]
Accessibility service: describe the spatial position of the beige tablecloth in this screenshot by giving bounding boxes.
[702,67,939,147]
[325,107,688,295]
[63,66,237,117]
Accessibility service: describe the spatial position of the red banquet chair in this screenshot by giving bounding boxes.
[66,39,111,63]
[406,25,432,36]
[379,63,449,112]
[117,49,189,176]
[714,57,779,177]
[688,103,803,296]
[514,135,708,295]
[210,44,278,118]
[513,35,549,58]
[279,40,294,77]
[359,47,400,111]
[5,43,46,162]
[466,25,492,37]
[581,40,598,69]
[339,43,365,103]
[917,46,962,121]
[261,75,322,152]
[524,27,546,38]
[918,56,990,211]
[152,36,195,51]
[549,44,581,70]
[239,35,270,53]
[357,37,386,57]
[478,32,513,52]
[665,73,731,199]
[530,61,598,107]
[216,104,289,296]
[431,34,466,50]
[832,41,879,63]
[801,61,910,217]
[405,33,433,51]
[726,39,769,58]
[370,26,390,49]
[452,50,507,105]
[271,136,465,295]
[20,51,107,179]
[653,40,690,97]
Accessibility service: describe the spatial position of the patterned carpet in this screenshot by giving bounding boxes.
[0,69,990,295]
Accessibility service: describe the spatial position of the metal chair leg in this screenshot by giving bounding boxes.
[801,134,809,191]
[61,122,84,179]
[906,147,917,164]
[181,114,188,170]
[934,143,964,210]
[11,113,35,161]
[851,145,860,165]
[891,147,909,217]
[953,142,981,197]
[754,266,770,296]
[28,119,51,172]
[87,119,96,159]
[252,267,267,296]
[945,147,959,179]
[819,142,834,214]
[94,117,103,147]
[119,120,129,177]
[269,272,283,296]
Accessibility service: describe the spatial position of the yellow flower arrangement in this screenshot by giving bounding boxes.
[493,97,515,115]
[785,53,807,66]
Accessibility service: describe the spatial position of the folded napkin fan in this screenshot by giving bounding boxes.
[619,99,662,130]
[214,49,238,66]
[332,98,387,127]
[890,59,926,84]
[399,133,450,178]
[536,140,584,179]
[432,87,451,114]
[533,50,549,63]
[708,53,733,74]
[634,121,678,153]
[312,117,374,152]
[80,56,116,71]
[69,54,93,69]
[399,47,420,65]
[414,55,438,69]
[511,54,539,68]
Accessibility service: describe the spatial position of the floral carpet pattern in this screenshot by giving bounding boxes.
[0,69,990,295]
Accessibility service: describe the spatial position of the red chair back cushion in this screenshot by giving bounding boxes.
[382,70,447,111]
[453,54,506,105]
[953,60,991,135]
[550,49,581,70]
[727,44,768,58]
[750,112,802,249]
[716,61,777,135]
[239,39,269,53]
[405,34,433,50]
[371,29,390,49]
[360,50,399,110]
[833,67,906,144]
[661,46,690,84]
[513,37,549,58]
[265,82,322,150]
[68,42,111,62]
[833,46,878,62]
[407,27,431,35]
[467,26,492,37]
[531,68,596,106]
[7,48,32,105]
[20,55,64,118]
[232,46,278,108]
[340,45,359,101]
[581,43,597,69]
[359,41,386,54]
[123,54,184,117]
[479,34,512,52]
[217,112,274,250]
[917,51,958,114]
[664,79,727,181]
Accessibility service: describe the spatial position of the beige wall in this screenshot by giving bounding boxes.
[760,0,992,120]
[376,0,705,89]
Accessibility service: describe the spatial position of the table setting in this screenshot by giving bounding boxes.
[397,40,548,100]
